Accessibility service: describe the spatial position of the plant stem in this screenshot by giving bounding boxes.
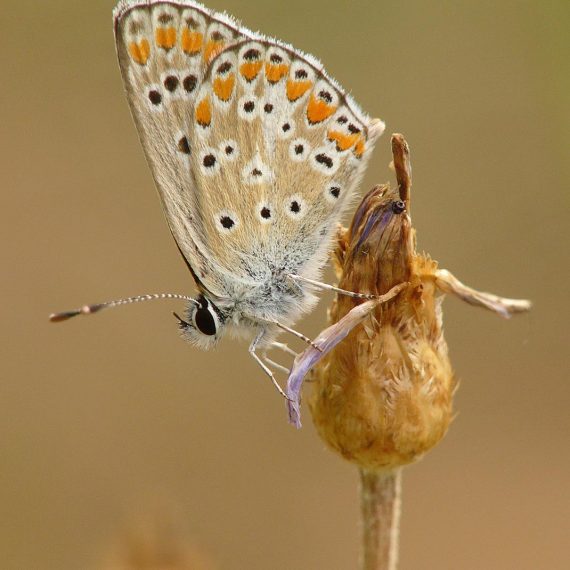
[359,468,402,570]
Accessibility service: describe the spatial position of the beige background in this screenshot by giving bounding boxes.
[2,1,568,568]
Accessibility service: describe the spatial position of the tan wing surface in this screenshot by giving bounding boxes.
[114,0,252,296]
[191,39,384,281]
[114,1,384,294]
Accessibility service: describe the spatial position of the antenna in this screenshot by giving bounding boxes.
[49,293,199,323]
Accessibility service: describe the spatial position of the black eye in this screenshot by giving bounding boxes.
[392,200,406,214]
[194,297,217,336]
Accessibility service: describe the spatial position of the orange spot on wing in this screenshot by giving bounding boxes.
[155,27,177,50]
[128,39,151,65]
[204,40,225,63]
[327,130,359,151]
[286,79,312,102]
[265,62,289,84]
[181,29,203,54]
[213,74,235,101]
[195,96,212,127]
[354,136,366,157]
[307,94,337,124]
[240,61,263,82]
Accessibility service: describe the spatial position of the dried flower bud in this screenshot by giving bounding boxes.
[286,134,530,472]
[310,180,454,470]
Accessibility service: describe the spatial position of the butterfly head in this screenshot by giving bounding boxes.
[177,294,227,350]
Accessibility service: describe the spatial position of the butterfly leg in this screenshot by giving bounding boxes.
[270,321,323,353]
[262,354,290,375]
[270,341,298,357]
[249,330,291,400]
[288,274,376,300]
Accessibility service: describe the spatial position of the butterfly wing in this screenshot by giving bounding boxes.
[191,39,384,283]
[114,0,253,296]
[114,1,384,300]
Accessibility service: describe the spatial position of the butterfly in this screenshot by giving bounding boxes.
[51,0,385,398]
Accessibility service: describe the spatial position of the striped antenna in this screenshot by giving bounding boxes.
[49,293,199,323]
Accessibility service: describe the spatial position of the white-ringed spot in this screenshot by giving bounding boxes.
[199,148,220,175]
[311,147,339,174]
[163,74,179,92]
[325,184,342,204]
[183,74,198,93]
[278,118,295,139]
[215,210,239,233]
[238,95,258,121]
[257,202,274,224]
[285,195,306,220]
[219,139,239,161]
[242,154,272,185]
[289,138,310,162]
[148,89,162,106]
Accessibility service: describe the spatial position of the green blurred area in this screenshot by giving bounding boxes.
[1,1,568,569]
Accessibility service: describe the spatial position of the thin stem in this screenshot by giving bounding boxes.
[359,468,402,570]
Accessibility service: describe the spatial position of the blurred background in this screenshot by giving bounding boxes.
[2,1,568,568]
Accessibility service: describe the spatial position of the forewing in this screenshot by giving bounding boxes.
[190,38,385,281]
[113,0,252,296]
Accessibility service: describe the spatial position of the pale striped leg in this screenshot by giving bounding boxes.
[249,330,290,400]
[270,341,298,357]
[262,353,290,375]
[288,274,376,300]
[269,320,323,353]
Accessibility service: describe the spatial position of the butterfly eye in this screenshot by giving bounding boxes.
[193,296,218,336]
[392,200,406,214]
